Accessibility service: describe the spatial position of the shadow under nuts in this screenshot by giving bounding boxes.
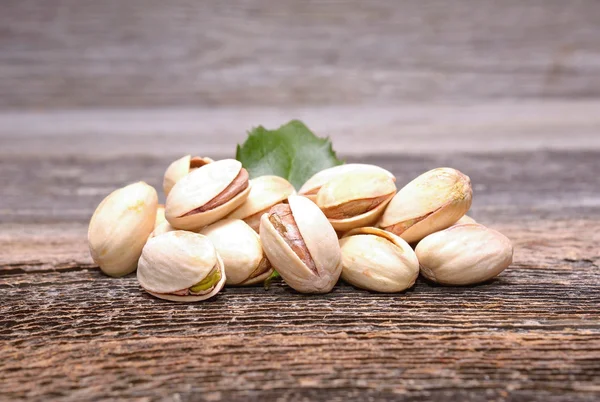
[260,195,341,293]
[165,159,251,231]
[415,223,513,286]
[137,231,226,302]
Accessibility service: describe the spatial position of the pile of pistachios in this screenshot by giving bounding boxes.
[88,156,513,302]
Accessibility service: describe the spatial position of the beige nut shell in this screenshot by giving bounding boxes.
[137,231,226,301]
[316,170,396,232]
[165,159,251,231]
[340,227,419,293]
[200,219,272,285]
[163,155,213,197]
[299,164,395,202]
[88,181,158,277]
[260,195,341,293]
[226,175,295,231]
[380,167,472,244]
[415,223,513,286]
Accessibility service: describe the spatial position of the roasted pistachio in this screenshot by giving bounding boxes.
[379,167,472,244]
[454,215,476,226]
[200,219,273,285]
[154,204,166,228]
[340,227,419,292]
[299,164,395,202]
[416,223,513,285]
[316,170,396,232]
[260,195,341,293]
[163,155,213,196]
[226,175,295,232]
[88,182,158,277]
[137,231,226,301]
[165,159,251,231]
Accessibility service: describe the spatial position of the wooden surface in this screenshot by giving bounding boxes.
[1,148,599,401]
[2,0,600,108]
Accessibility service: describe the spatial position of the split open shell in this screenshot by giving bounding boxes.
[226,175,295,232]
[165,159,251,231]
[260,195,341,293]
[137,231,226,302]
[379,167,472,244]
[340,227,419,293]
[316,170,396,232]
[299,164,395,202]
[200,219,273,285]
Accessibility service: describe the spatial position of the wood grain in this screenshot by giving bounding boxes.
[1,152,599,401]
[1,0,600,109]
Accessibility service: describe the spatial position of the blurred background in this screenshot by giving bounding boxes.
[1,0,599,157]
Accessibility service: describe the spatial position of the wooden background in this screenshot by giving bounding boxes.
[1,1,599,401]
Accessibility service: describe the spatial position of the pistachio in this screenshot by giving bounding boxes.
[260,195,341,293]
[316,170,396,232]
[454,215,476,226]
[137,231,226,301]
[163,155,213,196]
[226,175,295,232]
[154,204,166,229]
[150,220,176,238]
[379,167,472,244]
[165,159,251,231]
[88,182,158,277]
[200,219,273,286]
[299,164,395,202]
[415,223,513,285]
[339,227,419,292]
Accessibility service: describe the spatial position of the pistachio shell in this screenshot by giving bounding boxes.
[163,155,213,196]
[379,167,472,244]
[226,175,296,232]
[415,223,513,285]
[150,220,176,238]
[165,159,251,231]
[154,204,166,228]
[454,215,476,226]
[260,195,341,293]
[340,227,419,292]
[316,170,396,232]
[137,231,226,301]
[200,219,273,285]
[299,164,395,202]
[88,182,158,277]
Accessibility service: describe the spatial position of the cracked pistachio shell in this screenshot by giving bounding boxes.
[379,167,472,244]
[165,159,251,231]
[299,164,395,202]
[163,155,214,196]
[200,219,273,286]
[340,227,419,293]
[154,204,166,229]
[226,175,296,232]
[316,170,396,232]
[416,223,513,286]
[137,231,226,302]
[88,182,158,277]
[260,195,341,293]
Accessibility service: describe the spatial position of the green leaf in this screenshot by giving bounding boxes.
[236,120,343,190]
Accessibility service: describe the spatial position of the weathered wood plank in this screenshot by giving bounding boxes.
[1,102,600,157]
[1,0,600,108]
[1,218,599,401]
